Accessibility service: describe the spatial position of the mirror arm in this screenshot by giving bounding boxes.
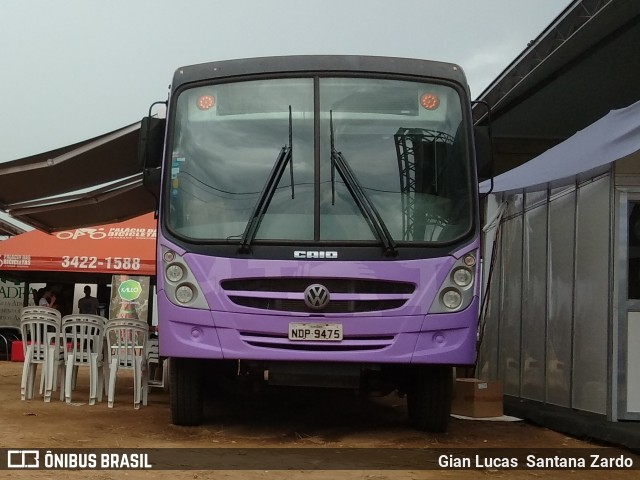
[472,100,494,199]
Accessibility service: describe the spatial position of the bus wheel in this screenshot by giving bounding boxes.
[406,365,453,433]
[170,357,204,426]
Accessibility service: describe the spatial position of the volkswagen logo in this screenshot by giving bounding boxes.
[304,284,330,310]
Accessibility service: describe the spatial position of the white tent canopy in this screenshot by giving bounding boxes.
[481,99,640,194]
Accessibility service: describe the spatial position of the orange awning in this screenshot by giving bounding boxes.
[0,213,156,276]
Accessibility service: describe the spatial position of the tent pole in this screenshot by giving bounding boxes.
[23,281,30,307]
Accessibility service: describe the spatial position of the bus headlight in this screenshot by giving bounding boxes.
[160,246,210,309]
[441,289,462,309]
[176,284,195,304]
[166,264,185,283]
[452,267,472,287]
[463,254,476,267]
[428,249,478,314]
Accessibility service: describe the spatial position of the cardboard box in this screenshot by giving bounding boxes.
[451,378,503,418]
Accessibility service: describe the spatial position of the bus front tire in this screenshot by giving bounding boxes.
[406,365,453,433]
[170,357,204,426]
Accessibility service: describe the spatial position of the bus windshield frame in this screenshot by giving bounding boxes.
[164,74,475,249]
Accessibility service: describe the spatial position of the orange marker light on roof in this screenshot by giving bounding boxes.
[196,94,215,110]
[420,92,440,110]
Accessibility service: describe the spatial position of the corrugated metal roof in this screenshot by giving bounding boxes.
[475,0,640,175]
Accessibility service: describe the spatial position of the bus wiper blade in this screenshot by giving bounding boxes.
[239,107,294,253]
[331,150,398,256]
[330,112,397,257]
[238,146,292,252]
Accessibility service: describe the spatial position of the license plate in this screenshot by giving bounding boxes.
[288,323,343,341]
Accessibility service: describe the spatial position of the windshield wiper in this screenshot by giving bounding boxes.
[330,112,397,257]
[239,107,294,253]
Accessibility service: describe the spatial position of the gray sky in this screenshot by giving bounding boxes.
[0,0,572,164]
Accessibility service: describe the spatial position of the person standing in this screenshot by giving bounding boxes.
[38,287,56,308]
[78,286,100,315]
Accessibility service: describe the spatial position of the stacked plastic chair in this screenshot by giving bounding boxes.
[20,307,64,402]
[146,337,168,391]
[105,319,149,409]
[61,314,107,405]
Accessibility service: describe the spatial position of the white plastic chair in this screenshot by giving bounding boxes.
[62,314,106,405]
[105,319,149,409]
[146,338,168,392]
[20,307,64,402]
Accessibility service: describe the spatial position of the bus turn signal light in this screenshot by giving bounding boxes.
[196,94,215,110]
[420,93,439,110]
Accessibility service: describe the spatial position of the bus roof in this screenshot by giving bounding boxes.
[172,55,468,92]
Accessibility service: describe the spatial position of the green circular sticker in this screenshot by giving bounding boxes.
[118,279,143,301]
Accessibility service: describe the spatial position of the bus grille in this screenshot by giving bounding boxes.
[228,297,405,313]
[238,332,395,351]
[222,278,414,313]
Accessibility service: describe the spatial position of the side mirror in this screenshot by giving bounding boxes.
[138,116,165,169]
[474,125,493,183]
[138,116,165,198]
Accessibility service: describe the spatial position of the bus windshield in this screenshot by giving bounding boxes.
[167,76,472,244]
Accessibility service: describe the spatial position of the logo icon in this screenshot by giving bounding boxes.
[304,284,330,310]
[7,450,39,469]
[294,250,338,259]
[56,228,107,240]
[118,279,143,301]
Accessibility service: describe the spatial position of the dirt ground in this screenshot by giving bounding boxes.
[0,361,638,480]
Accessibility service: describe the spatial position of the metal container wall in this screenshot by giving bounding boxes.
[482,174,611,415]
[478,194,503,380]
[572,177,610,414]
[499,197,523,396]
[546,188,576,407]
[521,201,548,401]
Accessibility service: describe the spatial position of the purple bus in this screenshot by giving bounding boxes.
[140,56,488,432]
